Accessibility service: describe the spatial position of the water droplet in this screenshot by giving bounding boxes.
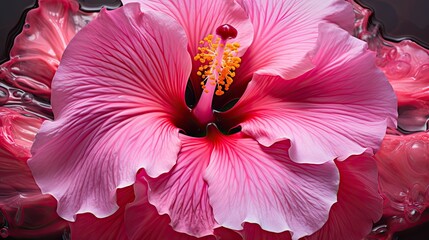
[0,227,8,238]
[21,92,33,103]
[384,60,411,78]
[397,52,411,63]
[409,183,426,205]
[407,141,429,173]
[388,48,397,60]
[365,224,389,240]
[415,64,429,82]
[389,215,406,226]
[404,205,422,223]
[372,224,388,235]
[12,89,23,98]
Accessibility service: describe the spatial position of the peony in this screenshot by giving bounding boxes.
[1,0,397,239]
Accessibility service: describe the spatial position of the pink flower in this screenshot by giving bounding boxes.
[25,0,396,239]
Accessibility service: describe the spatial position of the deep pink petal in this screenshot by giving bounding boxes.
[121,0,253,99]
[375,132,429,233]
[0,0,96,98]
[28,4,191,221]
[242,223,291,240]
[239,156,382,240]
[204,129,339,240]
[236,0,353,81]
[70,186,135,240]
[145,135,216,237]
[0,108,67,239]
[304,155,383,240]
[126,175,242,240]
[220,23,397,164]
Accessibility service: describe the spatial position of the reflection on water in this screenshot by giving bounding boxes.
[356,0,429,49]
[0,0,37,63]
[0,0,122,63]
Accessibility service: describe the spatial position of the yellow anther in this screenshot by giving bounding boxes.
[194,34,241,96]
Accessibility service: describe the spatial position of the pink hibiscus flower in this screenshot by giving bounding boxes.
[1,0,395,239]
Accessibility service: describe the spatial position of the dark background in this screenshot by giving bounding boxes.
[357,0,429,49]
[0,0,428,239]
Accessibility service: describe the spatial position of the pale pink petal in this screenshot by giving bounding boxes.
[121,0,254,99]
[121,0,253,57]
[375,132,429,233]
[220,23,397,164]
[304,155,383,240]
[125,175,217,240]
[28,4,192,221]
[204,129,339,240]
[145,135,216,237]
[0,107,67,239]
[70,186,135,240]
[236,0,354,81]
[0,0,96,98]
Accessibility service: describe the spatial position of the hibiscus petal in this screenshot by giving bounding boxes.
[70,186,135,240]
[235,0,354,81]
[220,23,397,164]
[0,108,67,239]
[0,0,97,98]
[125,175,216,240]
[145,134,216,237]
[303,155,383,240]
[121,0,253,57]
[204,129,339,240]
[239,155,382,240]
[121,0,254,100]
[28,4,192,221]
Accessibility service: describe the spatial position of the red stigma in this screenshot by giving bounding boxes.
[216,24,238,40]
